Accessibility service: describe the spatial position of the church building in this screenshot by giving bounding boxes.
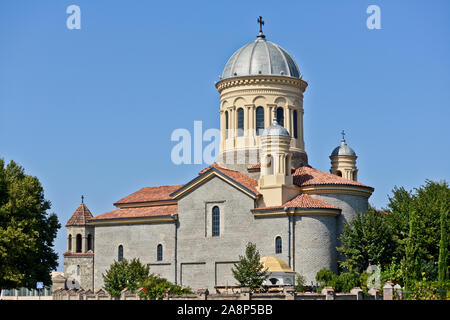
[64,21,374,291]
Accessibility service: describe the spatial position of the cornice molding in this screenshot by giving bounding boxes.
[299,185,374,198]
[251,207,341,217]
[88,215,177,226]
[216,75,308,93]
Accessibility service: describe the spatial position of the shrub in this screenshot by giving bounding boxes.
[137,274,193,299]
[294,273,306,292]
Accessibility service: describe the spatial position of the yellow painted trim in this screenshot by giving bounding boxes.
[115,200,177,209]
[252,208,340,217]
[299,185,373,198]
[89,216,176,226]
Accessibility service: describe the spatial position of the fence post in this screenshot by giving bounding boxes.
[383,282,393,300]
[350,287,363,300]
[393,284,403,300]
[321,287,335,300]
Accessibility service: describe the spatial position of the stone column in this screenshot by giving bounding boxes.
[285,106,292,135]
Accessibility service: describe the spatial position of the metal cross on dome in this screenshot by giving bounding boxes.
[341,130,346,141]
[257,16,264,33]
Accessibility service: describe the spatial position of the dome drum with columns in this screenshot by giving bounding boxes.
[216,30,308,171]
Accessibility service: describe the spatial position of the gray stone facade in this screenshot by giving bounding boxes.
[64,173,371,291]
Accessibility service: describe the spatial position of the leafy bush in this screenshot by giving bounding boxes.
[102,258,149,297]
[315,268,360,293]
[294,273,306,292]
[405,281,450,300]
[138,274,193,299]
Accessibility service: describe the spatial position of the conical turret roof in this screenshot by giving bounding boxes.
[66,202,93,227]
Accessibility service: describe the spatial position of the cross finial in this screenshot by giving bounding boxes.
[81,195,84,204]
[341,130,346,141]
[257,16,265,39]
[257,16,264,33]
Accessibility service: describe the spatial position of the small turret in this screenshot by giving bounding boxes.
[330,131,358,181]
[258,116,297,206]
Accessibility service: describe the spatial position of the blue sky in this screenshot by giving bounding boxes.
[1,0,449,271]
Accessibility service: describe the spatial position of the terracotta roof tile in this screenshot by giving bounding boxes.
[293,166,372,188]
[253,193,340,211]
[66,203,94,227]
[247,162,296,172]
[114,185,183,205]
[199,163,259,195]
[90,204,177,221]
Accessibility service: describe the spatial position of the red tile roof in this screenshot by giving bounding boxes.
[63,251,94,256]
[90,204,177,221]
[199,163,259,195]
[66,203,94,227]
[293,166,372,189]
[253,193,340,211]
[114,185,183,205]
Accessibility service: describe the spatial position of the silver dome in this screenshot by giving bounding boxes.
[331,139,356,157]
[262,119,290,137]
[221,34,301,80]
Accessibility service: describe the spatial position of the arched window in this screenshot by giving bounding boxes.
[237,108,244,137]
[293,110,298,139]
[68,234,72,251]
[225,111,229,138]
[275,236,282,254]
[87,234,92,251]
[118,245,123,262]
[335,170,342,177]
[212,206,220,237]
[256,107,265,135]
[76,234,82,253]
[157,244,163,261]
[77,265,81,276]
[276,107,284,127]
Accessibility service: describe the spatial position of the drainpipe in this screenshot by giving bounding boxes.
[286,208,291,268]
[172,213,179,285]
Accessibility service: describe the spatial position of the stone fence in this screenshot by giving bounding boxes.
[52,285,395,300]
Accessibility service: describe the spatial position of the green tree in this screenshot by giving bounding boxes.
[0,159,60,294]
[338,208,396,274]
[102,258,149,297]
[231,242,268,290]
[401,180,450,285]
[384,186,414,258]
[438,204,449,282]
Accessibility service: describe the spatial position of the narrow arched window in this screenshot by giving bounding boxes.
[237,108,244,137]
[293,110,298,139]
[68,234,72,251]
[275,236,282,254]
[77,265,81,276]
[76,234,82,253]
[225,111,229,138]
[276,107,284,127]
[336,170,342,177]
[212,206,220,237]
[118,245,123,262]
[87,234,92,251]
[256,107,265,135]
[157,244,163,261]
